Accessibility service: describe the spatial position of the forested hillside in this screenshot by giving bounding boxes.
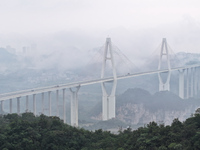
[0,111,200,150]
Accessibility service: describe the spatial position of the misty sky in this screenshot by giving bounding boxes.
[1,0,200,67]
[0,0,199,34]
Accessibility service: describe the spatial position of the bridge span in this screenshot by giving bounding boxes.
[0,38,200,127]
[1,65,199,101]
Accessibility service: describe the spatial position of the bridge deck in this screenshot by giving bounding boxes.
[0,64,199,101]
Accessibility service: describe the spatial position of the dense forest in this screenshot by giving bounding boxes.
[0,110,200,150]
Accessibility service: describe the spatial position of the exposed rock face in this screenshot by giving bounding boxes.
[115,88,200,125]
[91,88,200,125]
[116,103,197,125]
[91,112,102,120]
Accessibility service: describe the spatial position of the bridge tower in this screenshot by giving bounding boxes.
[158,38,171,91]
[101,37,117,120]
[70,86,80,127]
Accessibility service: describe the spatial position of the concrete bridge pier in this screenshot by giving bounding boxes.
[190,68,194,97]
[48,91,51,116]
[198,67,200,95]
[10,99,12,113]
[17,97,20,115]
[194,67,198,97]
[101,81,117,120]
[179,69,185,99]
[26,95,29,112]
[63,89,66,123]
[42,93,44,114]
[56,90,59,117]
[1,101,3,114]
[186,68,189,99]
[69,86,80,127]
[33,94,36,115]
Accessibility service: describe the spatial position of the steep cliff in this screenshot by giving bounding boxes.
[90,88,200,125]
[116,88,200,125]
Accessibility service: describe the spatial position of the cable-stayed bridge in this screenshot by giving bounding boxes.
[0,38,200,127]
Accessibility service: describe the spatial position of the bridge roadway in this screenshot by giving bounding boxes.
[0,64,200,101]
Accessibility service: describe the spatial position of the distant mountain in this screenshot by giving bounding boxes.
[141,52,200,73]
[90,88,200,126]
[0,48,17,63]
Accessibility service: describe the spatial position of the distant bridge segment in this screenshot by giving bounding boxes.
[0,38,200,127]
[0,64,199,101]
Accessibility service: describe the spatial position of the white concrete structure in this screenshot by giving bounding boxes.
[194,67,198,96]
[17,97,20,115]
[33,94,36,115]
[186,68,189,99]
[191,68,194,97]
[56,90,59,117]
[26,95,29,112]
[48,91,51,116]
[101,38,117,120]
[177,66,200,99]
[42,93,44,114]
[9,99,12,113]
[63,89,66,123]
[158,38,171,91]
[178,69,185,99]
[70,86,80,127]
[1,38,200,126]
[1,101,3,114]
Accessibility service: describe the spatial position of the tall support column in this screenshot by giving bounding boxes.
[42,93,44,114]
[158,38,171,91]
[101,37,117,121]
[198,67,200,94]
[17,97,20,115]
[48,91,51,116]
[1,101,3,114]
[69,86,80,127]
[10,99,12,114]
[194,67,198,96]
[56,90,59,117]
[186,68,189,99]
[33,94,36,116]
[191,68,194,97]
[63,89,66,123]
[179,69,185,99]
[26,95,29,112]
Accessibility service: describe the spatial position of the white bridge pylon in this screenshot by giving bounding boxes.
[158,38,171,91]
[1,37,200,127]
[101,38,117,120]
[69,86,80,127]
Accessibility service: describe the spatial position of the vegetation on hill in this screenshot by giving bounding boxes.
[83,118,128,131]
[0,111,200,150]
[117,88,200,112]
[88,88,200,127]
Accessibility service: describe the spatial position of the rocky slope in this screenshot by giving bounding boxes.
[91,88,200,125]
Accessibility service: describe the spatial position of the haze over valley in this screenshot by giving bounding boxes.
[1,0,200,132]
[1,41,200,131]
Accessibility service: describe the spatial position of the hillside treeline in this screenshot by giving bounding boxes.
[0,112,200,150]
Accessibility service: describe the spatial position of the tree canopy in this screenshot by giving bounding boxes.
[0,112,200,150]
